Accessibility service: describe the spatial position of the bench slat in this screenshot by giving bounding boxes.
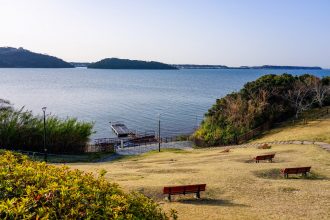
[282,167,311,174]
[255,154,275,160]
[163,184,206,195]
[281,167,311,178]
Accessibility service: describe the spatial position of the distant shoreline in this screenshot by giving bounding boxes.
[0,47,324,70]
[172,64,322,70]
[71,62,323,70]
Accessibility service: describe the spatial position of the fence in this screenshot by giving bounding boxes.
[237,107,330,145]
[85,133,192,153]
[236,121,272,144]
[85,144,116,153]
[274,106,330,127]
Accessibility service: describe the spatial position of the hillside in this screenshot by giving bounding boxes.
[193,74,330,147]
[70,144,330,219]
[253,108,330,144]
[88,58,178,69]
[66,111,330,219]
[0,47,73,68]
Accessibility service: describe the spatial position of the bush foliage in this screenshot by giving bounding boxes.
[193,74,330,146]
[0,150,169,219]
[0,103,93,153]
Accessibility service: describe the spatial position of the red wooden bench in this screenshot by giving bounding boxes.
[281,167,311,178]
[254,154,275,163]
[163,184,206,201]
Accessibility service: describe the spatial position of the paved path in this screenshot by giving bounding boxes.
[222,140,330,152]
[98,141,193,162]
[98,140,330,162]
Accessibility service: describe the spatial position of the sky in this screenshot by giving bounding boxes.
[0,0,329,67]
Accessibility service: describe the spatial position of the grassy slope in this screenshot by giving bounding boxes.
[68,114,330,219]
[252,113,330,144]
[33,152,114,163]
[69,145,330,220]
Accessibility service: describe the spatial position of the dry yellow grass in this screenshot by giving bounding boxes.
[69,145,330,220]
[253,114,330,144]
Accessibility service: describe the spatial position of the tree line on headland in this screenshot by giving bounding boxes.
[0,47,177,69]
[193,74,330,147]
[0,47,74,68]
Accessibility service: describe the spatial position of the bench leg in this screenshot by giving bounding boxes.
[195,191,201,199]
[165,194,171,202]
[269,158,272,163]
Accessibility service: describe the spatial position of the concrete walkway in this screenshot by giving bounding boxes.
[98,140,329,162]
[98,141,193,162]
[222,140,330,152]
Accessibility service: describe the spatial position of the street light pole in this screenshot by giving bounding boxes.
[158,114,161,152]
[42,107,47,162]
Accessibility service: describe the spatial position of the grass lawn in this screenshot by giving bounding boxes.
[252,113,330,144]
[69,144,330,220]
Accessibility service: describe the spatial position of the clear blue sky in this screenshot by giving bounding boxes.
[0,0,329,67]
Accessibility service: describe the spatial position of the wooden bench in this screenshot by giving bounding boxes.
[281,167,311,178]
[254,154,275,163]
[163,184,206,201]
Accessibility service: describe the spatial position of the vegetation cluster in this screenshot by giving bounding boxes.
[0,101,93,153]
[193,74,330,146]
[0,150,169,219]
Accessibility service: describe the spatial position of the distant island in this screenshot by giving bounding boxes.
[88,58,178,69]
[0,47,324,70]
[0,47,73,68]
[174,64,322,70]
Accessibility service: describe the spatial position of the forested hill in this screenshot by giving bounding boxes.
[193,74,330,147]
[0,47,73,68]
[88,58,178,69]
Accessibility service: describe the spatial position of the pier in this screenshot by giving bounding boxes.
[110,122,132,137]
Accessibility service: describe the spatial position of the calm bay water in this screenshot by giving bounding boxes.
[0,68,329,140]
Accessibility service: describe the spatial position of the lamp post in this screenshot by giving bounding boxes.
[158,114,161,152]
[42,107,47,162]
[157,109,171,152]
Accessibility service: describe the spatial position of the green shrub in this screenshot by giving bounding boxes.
[0,150,169,219]
[0,106,93,153]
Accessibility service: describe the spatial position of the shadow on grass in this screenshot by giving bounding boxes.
[279,186,300,193]
[240,156,283,164]
[286,171,328,180]
[254,169,328,180]
[241,159,256,163]
[33,152,116,163]
[177,198,248,207]
[142,148,192,156]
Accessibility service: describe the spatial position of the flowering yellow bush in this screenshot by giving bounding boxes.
[0,150,169,219]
